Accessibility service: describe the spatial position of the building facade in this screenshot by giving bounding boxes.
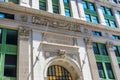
[0,0,120,80]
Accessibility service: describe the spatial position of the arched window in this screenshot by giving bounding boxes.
[47,65,72,80]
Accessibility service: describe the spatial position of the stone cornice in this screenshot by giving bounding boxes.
[0,2,120,34]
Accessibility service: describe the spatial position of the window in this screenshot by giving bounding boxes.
[63,0,68,3]
[0,0,5,2]
[110,20,116,28]
[97,62,106,78]
[47,65,72,80]
[0,0,19,4]
[105,19,117,28]
[0,28,18,79]
[105,19,110,26]
[4,54,17,77]
[100,44,108,55]
[91,16,98,23]
[52,0,59,14]
[63,0,71,17]
[97,62,115,79]
[93,31,102,36]
[0,29,2,43]
[118,11,120,18]
[6,29,18,45]
[92,43,100,54]
[112,35,120,40]
[0,12,14,19]
[113,46,120,57]
[105,63,115,79]
[65,9,71,17]
[39,0,46,10]
[113,0,117,3]
[82,1,87,9]
[92,43,108,56]
[85,14,91,22]
[88,3,95,11]
[82,1,95,11]
[101,6,112,16]
[106,8,112,16]
[85,14,98,23]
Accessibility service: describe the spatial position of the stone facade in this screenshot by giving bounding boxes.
[0,0,120,80]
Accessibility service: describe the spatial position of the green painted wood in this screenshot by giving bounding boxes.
[0,28,17,80]
[64,3,70,9]
[84,9,97,16]
[117,57,120,63]
[6,45,17,54]
[104,14,114,20]
[39,0,46,2]
[95,55,110,62]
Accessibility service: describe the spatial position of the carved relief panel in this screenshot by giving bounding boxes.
[43,33,75,46]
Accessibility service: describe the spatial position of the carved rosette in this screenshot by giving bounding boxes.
[19,27,30,39]
[106,41,114,48]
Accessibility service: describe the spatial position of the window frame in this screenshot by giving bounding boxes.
[39,0,46,11]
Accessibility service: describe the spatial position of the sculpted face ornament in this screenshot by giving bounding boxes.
[58,50,66,58]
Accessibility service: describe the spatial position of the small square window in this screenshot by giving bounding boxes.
[112,35,120,40]
[0,13,5,18]
[93,31,102,36]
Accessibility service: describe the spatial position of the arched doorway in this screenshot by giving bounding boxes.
[47,65,72,80]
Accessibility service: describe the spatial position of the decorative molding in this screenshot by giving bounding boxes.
[58,50,66,58]
[42,33,74,46]
[106,41,114,48]
[19,27,30,39]
[32,16,48,26]
[84,37,92,45]
[21,15,27,22]
[32,16,81,32]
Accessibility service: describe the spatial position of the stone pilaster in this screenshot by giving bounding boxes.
[112,7,120,28]
[84,37,100,80]
[31,0,39,9]
[95,2,106,25]
[106,41,120,80]
[69,0,79,19]
[47,0,53,13]
[59,0,65,16]
[76,0,86,21]
[19,0,30,7]
[18,27,30,80]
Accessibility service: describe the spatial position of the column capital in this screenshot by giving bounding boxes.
[106,41,114,48]
[19,27,30,39]
[83,37,92,45]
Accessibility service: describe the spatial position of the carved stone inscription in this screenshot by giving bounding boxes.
[32,16,81,31]
[43,34,74,45]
